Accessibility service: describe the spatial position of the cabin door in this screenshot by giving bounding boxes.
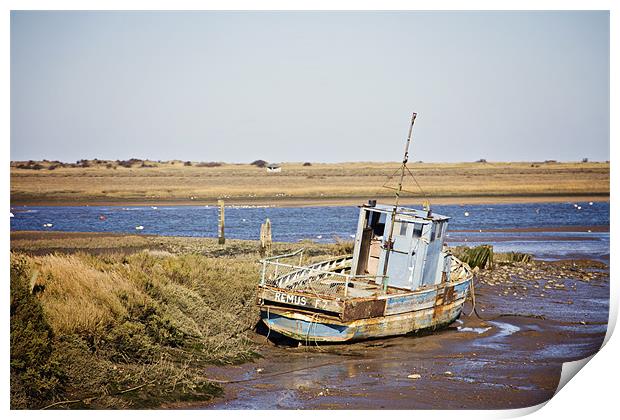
[383,221,416,289]
[355,227,373,275]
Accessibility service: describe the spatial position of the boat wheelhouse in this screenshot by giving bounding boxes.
[256,112,473,342]
[256,201,472,342]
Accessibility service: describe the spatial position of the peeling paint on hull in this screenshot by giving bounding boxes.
[260,281,469,342]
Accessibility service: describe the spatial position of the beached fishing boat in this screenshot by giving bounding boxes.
[257,113,473,342]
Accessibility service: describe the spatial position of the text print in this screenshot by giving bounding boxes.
[274,292,307,306]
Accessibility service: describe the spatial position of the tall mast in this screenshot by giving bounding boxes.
[394,111,417,210]
[380,112,418,289]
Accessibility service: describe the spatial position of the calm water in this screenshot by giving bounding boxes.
[10,202,609,259]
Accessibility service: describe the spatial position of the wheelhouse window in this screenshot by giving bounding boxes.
[369,211,386,237]
[412,223,423,239]
[436,221,444,239]
[399,221,408,236]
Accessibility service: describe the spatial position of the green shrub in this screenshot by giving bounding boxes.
[105,321,157,363]
[10,256,65,408]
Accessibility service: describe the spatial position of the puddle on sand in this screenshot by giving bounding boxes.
[453,319,492,334]
[488,321,521,338]
[471,321,521,351]
[453,319,519,338]
[450,376,537,391]
[534,340,601,360]
[457,326,492,334]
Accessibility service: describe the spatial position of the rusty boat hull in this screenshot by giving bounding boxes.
[258,271,472,343]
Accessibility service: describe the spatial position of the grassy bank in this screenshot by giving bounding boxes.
[10,160,609,206]
[10,234,350,409]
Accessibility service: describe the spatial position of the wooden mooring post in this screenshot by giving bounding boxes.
[259,218,272,257]
[218,200,225,245]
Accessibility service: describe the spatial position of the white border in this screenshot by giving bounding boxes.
[3,1,616,419]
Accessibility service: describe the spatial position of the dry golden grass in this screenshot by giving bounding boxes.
[34,254,143,335]
[10,160,609,205]
[22,251,261,351]
[10,245,282,408]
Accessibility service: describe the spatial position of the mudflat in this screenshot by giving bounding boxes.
[204,259,609,410]
[10,231,609,409]
[10,160,609,206]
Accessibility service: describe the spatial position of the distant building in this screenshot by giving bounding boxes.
[266,164,281,173]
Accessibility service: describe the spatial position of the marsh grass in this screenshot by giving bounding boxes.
[9,247,274,409]
[452,245,532,269]
[9,231,352,409]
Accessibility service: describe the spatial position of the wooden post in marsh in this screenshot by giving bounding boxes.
[485,245,494,270]
[218,200,225,245]
[259,218,272,257]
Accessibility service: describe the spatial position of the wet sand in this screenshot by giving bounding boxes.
[202,259,608,410]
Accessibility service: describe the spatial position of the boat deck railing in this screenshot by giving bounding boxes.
[259,250,380,298]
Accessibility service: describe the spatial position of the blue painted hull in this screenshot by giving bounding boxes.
[260,278,470,342]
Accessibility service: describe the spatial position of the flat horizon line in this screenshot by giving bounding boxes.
[9,159,611,165]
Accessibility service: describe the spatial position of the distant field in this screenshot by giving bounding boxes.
[10,159,610,206]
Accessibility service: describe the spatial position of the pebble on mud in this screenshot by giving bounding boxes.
[407,374,422,379]
[444,371,453,376]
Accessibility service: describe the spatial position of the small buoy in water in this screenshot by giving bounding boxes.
[588,229,592,233]
[444,371,453,376]
[242,218,246,222]
[479,229,482,233]
[99,215,107,221]
[43,223,53,228]
[577,206,582,210]
[407,374,421,379]
[135,225,144,230]
[589,202,594,205]
[574,204,578,208]
[464,211,470,217]
[151,206,158,210]
[316,235,323,239]
[349,234,355,238]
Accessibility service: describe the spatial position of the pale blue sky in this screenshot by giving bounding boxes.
[11,11,609,163]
